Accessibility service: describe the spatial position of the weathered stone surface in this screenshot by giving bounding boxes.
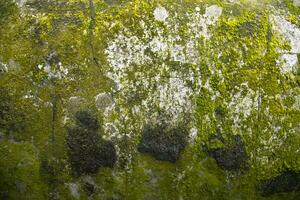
[95,93,114,112]
[1,0,300,199]
[272,15,300,53]
[145,169,159,185]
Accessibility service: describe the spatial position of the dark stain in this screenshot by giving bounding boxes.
[138,123,188,163]
[260,171,300,197]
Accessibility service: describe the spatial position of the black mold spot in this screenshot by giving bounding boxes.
[66,110,116,176]
[260,171,300,197]
[138,124,188,163]
[75,110,99,130]
[207,135,248,171]
[83,182,95,196]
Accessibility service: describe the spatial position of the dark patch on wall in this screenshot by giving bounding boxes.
[260,171,300,197]
[75,110,99,131]
[206,134,248,171]
[66,110,116,176]
[83,182,95,196]
[138,123,188,163]
[0,87,26,139]
[215,107,225,121]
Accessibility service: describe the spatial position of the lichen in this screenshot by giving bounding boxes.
[0,0,299,199]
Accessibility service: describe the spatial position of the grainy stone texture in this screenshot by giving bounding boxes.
[1,0,300,199]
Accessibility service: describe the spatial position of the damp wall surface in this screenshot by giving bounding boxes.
[0,0,300,199]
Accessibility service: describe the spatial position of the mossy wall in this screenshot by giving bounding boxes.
[0,0,299,199]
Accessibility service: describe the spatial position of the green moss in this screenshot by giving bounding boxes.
[0,0,299,199]
[0,141,47,199]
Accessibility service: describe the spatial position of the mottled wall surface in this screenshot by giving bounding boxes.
[0,0,299,200]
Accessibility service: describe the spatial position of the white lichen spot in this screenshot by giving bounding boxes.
[95,93,114,114]
[0,62,8,74]
[37,62,69,79]
[279,54,298,74]
[293,95,300,110]
[44,64,51,73]
[189,127,198,143]
[68,183,80,200]
[155,72,193,117]
[154,6,169,22]
[149,37,167,52]
[186,40,198,64]
[187,5,222,39]
[228,83,258,129]
[37,64,43,70]
[272,15,300,53]
[204,5,223,25]
[294,0,300,6]
[171,44,185,62]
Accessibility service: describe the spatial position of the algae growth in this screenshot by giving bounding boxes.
[0,0,299,199]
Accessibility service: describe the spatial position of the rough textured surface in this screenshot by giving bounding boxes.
[0,0,299,199]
